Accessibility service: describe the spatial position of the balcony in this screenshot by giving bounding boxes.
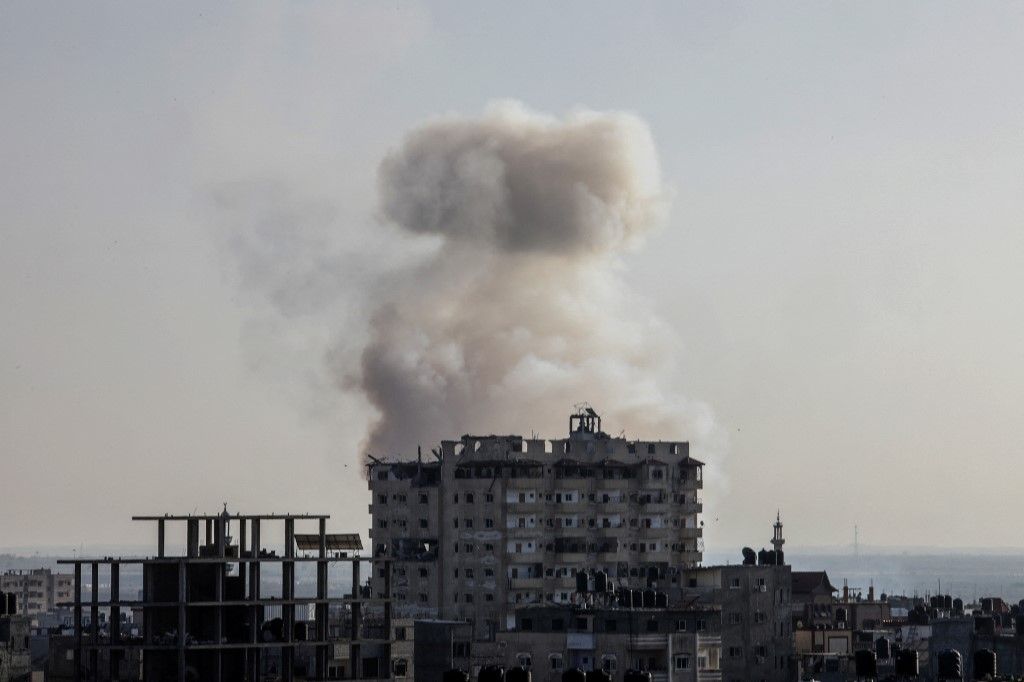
[507,477,541,488]
[680,527,703,539]
[509,577,543,590]
[631,634,668,650]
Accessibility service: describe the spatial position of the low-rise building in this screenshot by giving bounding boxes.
[0,611,31,682]
[496,605,723,682]
[680,561,792,682]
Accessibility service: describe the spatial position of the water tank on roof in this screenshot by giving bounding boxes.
[981,597,994,613]
[444,670,470,682]
[875,637,891,660]
[655,592,668,608]
[618,590,632,608]
[975,615,995,636]
[576,571,589,594]
[506,667,531,682]
[953,597,964,614]
[757,549,769,565]
[854,650,877,678]
[973,649,996,680]
[741,547,756,565]
[595,571,608,593]
[479,666,505,682]
[642,589,656,608]
[895,650,919,677]
[944,594,953,610]
[937,649,962,680]
[562,668,586,682]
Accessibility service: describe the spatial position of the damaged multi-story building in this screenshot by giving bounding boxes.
[367,408,705,643]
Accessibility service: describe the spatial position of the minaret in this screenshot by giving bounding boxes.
[771,511,785,558]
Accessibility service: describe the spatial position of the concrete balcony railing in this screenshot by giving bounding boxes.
[508,577,543,590]
[507,477,542,488]
[630,634,669,650]
[680,527,703,539]
[638,550,672,562]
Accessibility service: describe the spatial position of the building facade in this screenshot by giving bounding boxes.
[496,605,722,682]
[367,409,705,640]
[681,560,792,681]
[1,568,74,615]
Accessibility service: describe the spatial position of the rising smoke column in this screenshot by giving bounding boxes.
[363,101,716,456]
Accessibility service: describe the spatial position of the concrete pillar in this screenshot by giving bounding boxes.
[90,562,99,682]
[351,559,362,680]
[177,559,186,682]
[283,518,295,682]
[187,519,199,558]
[110,563,120,681]
[74,563,82,682]
[239,518,247,562]
[316,518,328,678]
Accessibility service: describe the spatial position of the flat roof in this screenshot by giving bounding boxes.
[295,533,363,551]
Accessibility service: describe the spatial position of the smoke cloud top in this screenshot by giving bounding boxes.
[363,101,716,457]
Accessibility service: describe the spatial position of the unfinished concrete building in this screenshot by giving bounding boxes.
[60,510,392,682]
[367,408,704,641]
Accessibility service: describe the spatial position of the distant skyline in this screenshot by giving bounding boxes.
[3,2,1024,551]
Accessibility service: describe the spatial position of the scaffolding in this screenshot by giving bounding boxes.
[59,512,392,682]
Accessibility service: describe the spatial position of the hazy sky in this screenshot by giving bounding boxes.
[3,2,1024,553]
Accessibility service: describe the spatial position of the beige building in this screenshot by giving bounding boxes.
[367,409,704,641]
[0,568,74,615]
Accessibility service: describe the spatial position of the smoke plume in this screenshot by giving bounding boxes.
[363,101,715,456]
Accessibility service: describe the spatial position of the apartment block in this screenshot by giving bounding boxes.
[0,568,74,615]
[680,563,791,682]
[367,409,704,640]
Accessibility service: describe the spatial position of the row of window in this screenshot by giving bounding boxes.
[507,541,690,554]
[516,652,711,674]
[519,617,709,633]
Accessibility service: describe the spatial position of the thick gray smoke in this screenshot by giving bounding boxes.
[364,101,715,456]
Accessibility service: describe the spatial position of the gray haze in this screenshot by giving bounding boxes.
[364,102,713,458]
[2,3,1024,553]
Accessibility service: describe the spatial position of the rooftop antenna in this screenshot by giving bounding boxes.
[854,524,859,559]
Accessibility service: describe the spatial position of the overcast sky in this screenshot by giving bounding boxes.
[3,2,1024,553]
